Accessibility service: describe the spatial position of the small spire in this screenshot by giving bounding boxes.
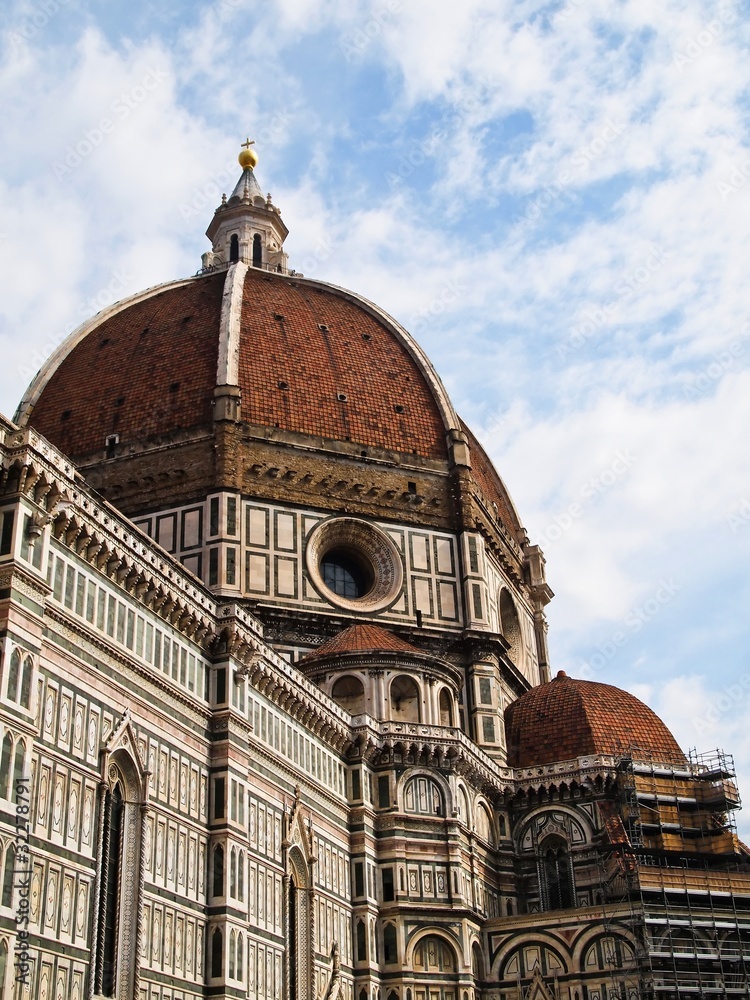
[204,140,290,274]
[238,137,258,171]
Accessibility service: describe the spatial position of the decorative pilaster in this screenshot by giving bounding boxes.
[132,802,150,999]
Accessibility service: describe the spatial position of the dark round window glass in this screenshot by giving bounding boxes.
[321,549,373,599]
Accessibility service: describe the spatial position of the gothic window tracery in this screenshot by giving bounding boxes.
[404,775,444,816]
[2,846,15,908]
[213,844,224,898]
[383,923,397,963]
[93,732,147,1000]
[538,835,575,911]
[413,934,456,972]
[211,927,223,978]
[0,735,11,799]
[99,782,123,996]
[6,650,20,702]
[475,801,494,845]
[499,588,522,663]
[0,938,6,1000]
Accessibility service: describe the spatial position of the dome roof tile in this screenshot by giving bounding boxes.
[236,269,448,459]
[504,670,685,767]
[301,624,420,662]
[23,273,224,458]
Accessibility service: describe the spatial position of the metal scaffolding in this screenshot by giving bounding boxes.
[598,749,750,999]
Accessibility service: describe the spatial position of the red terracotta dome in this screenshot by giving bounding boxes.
[504,670,685,767]
[300,624,421,664]
[18,267,449,462]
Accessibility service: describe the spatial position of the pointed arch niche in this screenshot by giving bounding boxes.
[91,710,149,1000]
[284,793,315,1000]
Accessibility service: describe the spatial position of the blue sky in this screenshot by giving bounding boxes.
[1,0,750,835]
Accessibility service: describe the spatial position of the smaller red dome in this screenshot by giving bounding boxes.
[504,672,685,767]
[300,624,420,663]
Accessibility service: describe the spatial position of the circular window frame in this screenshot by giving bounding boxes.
[305,517,404,613]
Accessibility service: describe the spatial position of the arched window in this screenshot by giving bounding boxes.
[0,735,12,799]
[475,802,493,845]
[472,942,484,983]
[288,846,311,1000]
[230,847,237,897]
[211,927,223,978]
[413,935,456,972]
[404,776,444,817]
[356,920,367,961]
[582,934,635,972]
[237,931,244,981]
[331,675,365,715]
[2,846,15,907]
[390,676,420,723]
[99,783,124,996]
[6,650,20,702]
[540,836,575,911]
[20,657,33,709]
[383,924,397,963]
[457,786,470,826]
[229,234,239,263]
[238,850,244,902]
[252,233,262,268]
[213,845,224,898]
[0,938,7,1000]
[439,688,453,727]
[93,746,146,999]
[499,589,522,663]
[229,929,236,978]
[12,740,25,787]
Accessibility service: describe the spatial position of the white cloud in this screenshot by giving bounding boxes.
[2,0,750,833]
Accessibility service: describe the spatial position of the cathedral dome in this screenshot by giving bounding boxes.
[18,266,452,464]
[14,151,527,547]
[300,623,422,663]
[504,670,685,767]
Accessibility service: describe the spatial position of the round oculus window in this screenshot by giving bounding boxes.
[305,517,404,612]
